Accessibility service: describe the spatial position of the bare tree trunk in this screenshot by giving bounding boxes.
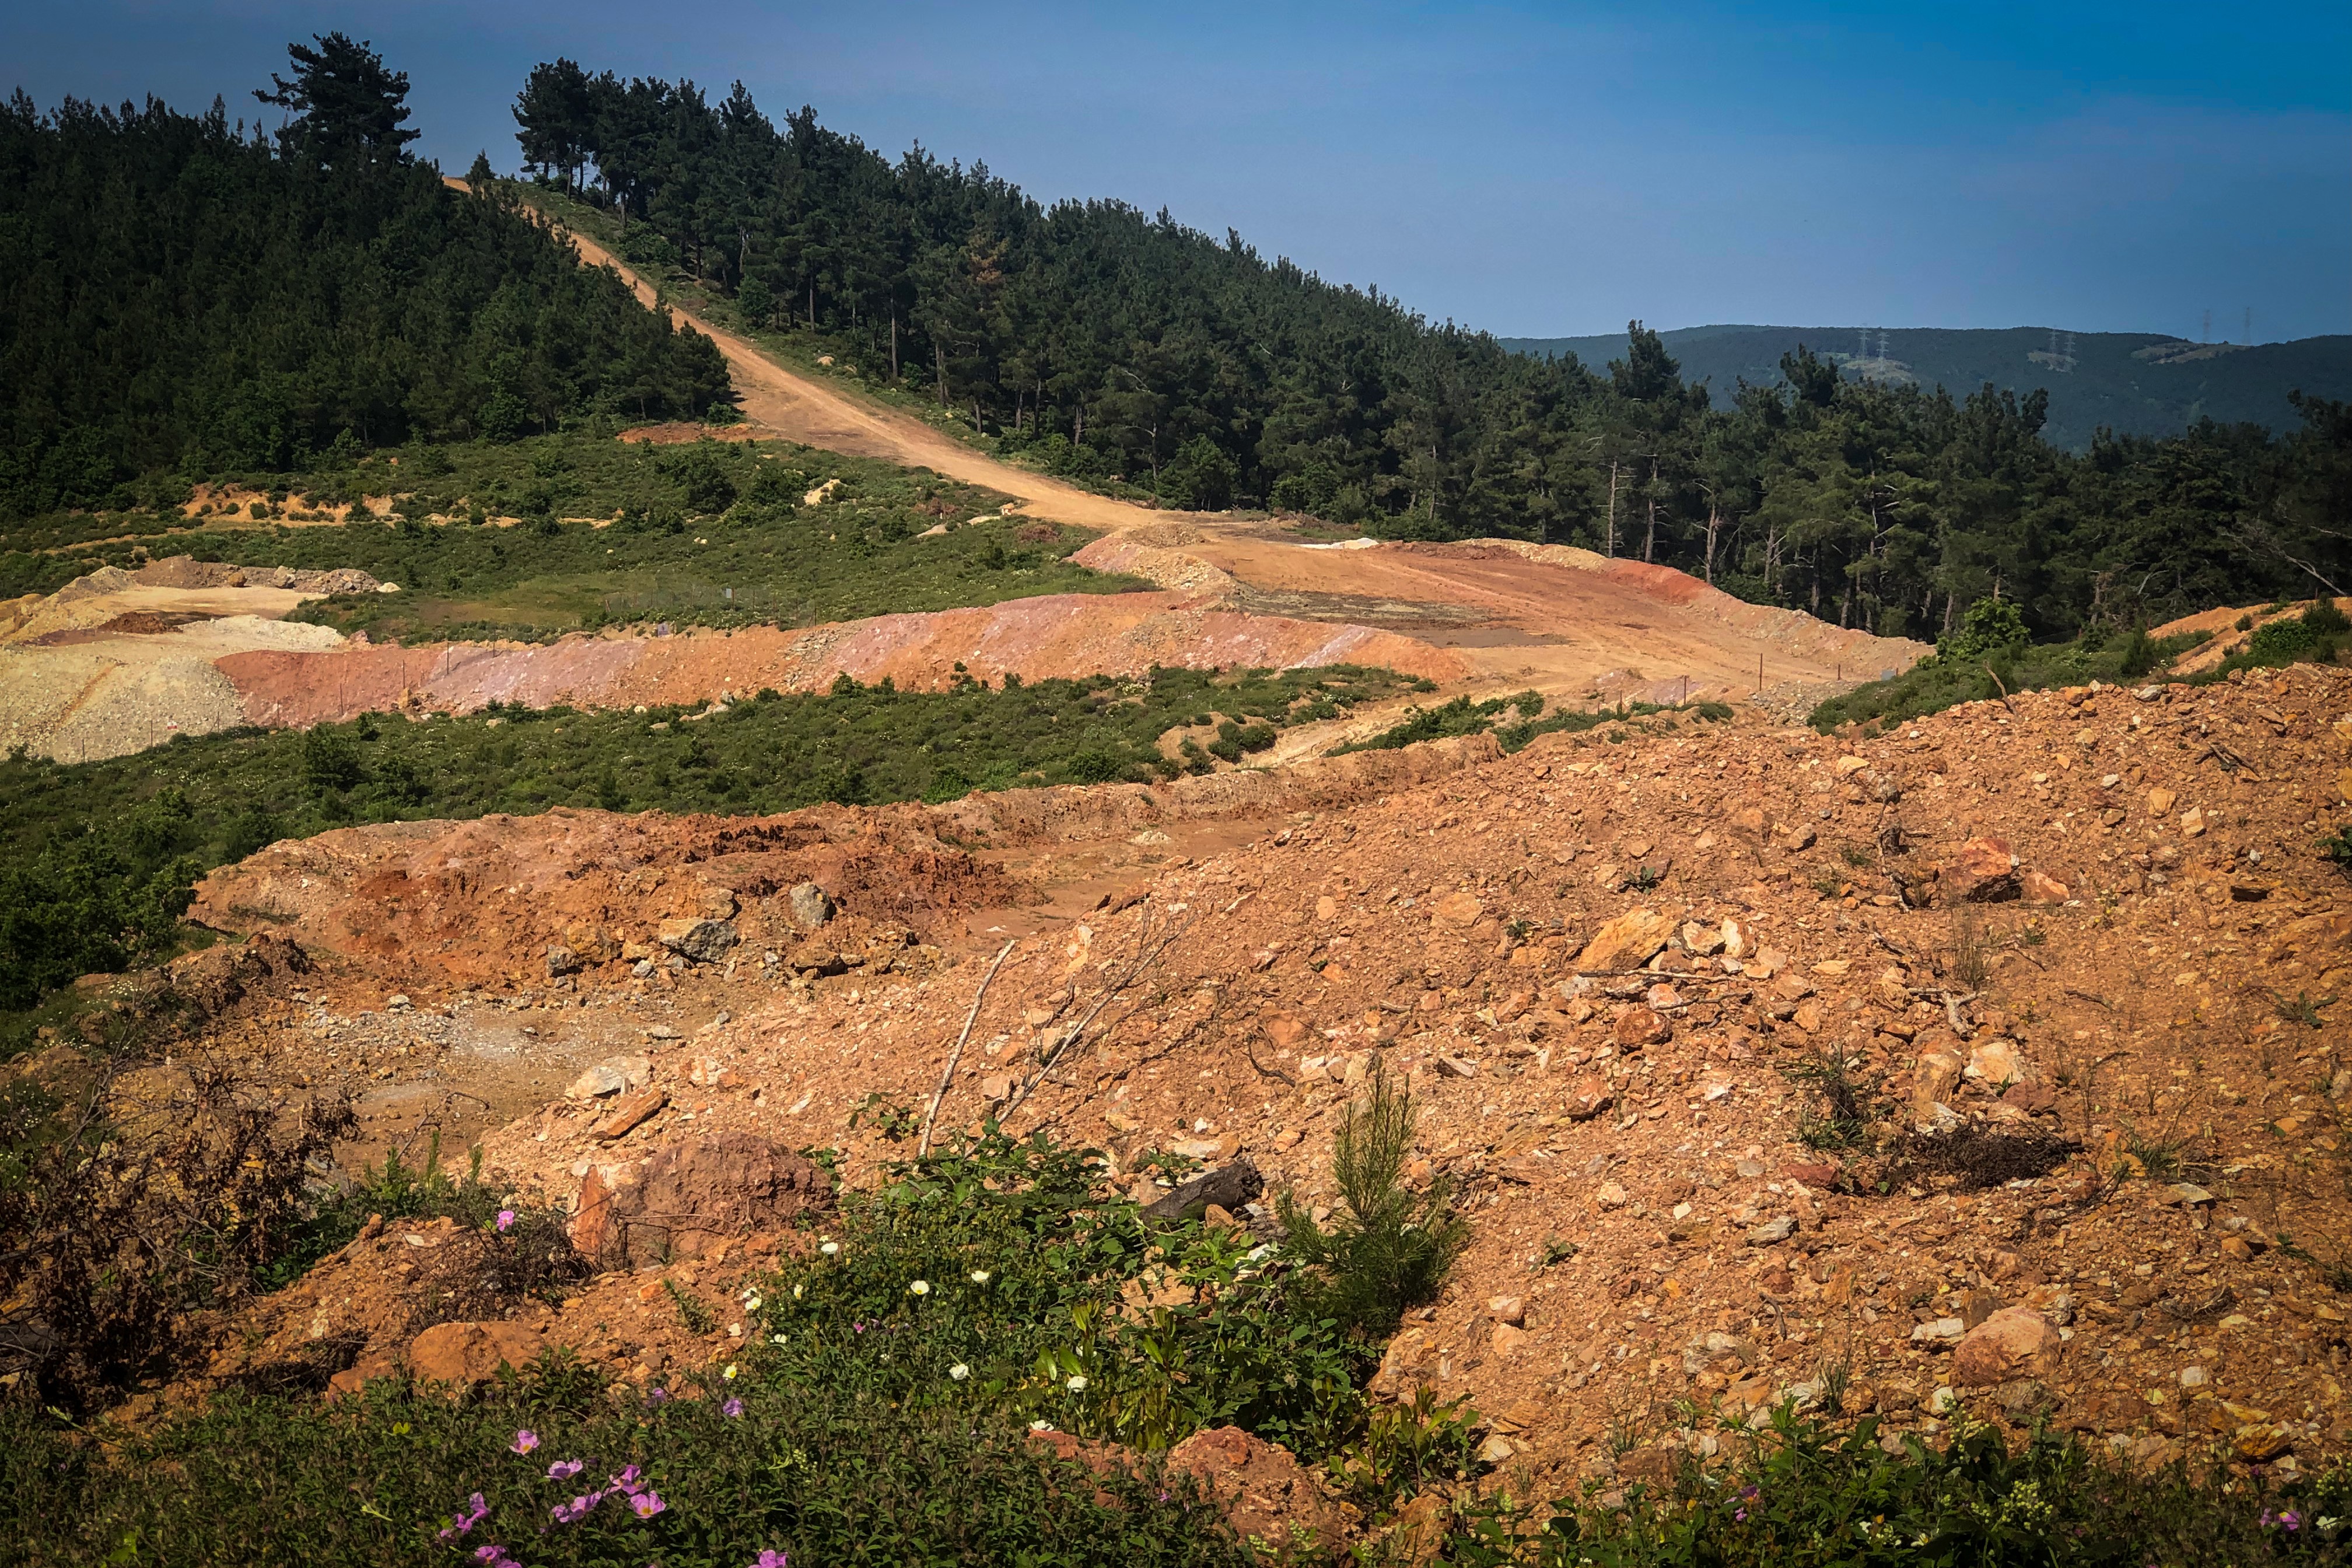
[936,343,947,407]
[890,314,898,379]
[1704,505,1721,583]
[1605,460,1620,558]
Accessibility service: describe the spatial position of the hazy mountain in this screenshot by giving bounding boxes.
[1497,326,2352,451]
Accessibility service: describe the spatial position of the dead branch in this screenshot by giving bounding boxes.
[918,939,1017,1158]
[1004,904,1192,1120]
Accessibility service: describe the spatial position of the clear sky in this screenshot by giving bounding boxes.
[8,1,2346,342]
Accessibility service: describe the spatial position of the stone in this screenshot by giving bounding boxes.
[1911,1317,1968,1346]
[2146,786,2177,816]
[1612,1006,1671,1048]
[1643,982,1685,1010]
[1720,918,1748,959]
[1263,1014,1309,1049]
[2180,807,2206,837]
[570,1134,832,1267]
[2164,1182,2214,1206]
[1577,908,1676,972]
[2232,1424,2295,1463]
[1143,1159,1264,1222]
[1781,1161,1839,1188]
[1488,1322,1529,1357]
[2020,869,2070,904]
[1681,921,1724,956]
[1951,1306,2058,1387]
[1433,891,1485,928]
[1488,1294,1527,1325]
[1315,895,1338,921]
[657,916,740,964]
[1746,1216,1797,1245]
[544,944,582,977]
[407,1321,544,1388]
[1774,823,1818,851]
[566,1063,628,1099]
[1910,1035,1969,1125]
[688,1056,727,1088]
[1565,1074,1615,1120]
[786,882,834,930]
[1436,1054,1479,1078]
[1941,836,2020,903]
[1966,1037,2030,1088]
[1163,1427,1351,1555]
[1594,1181,1629,1209]
[590,1087,668,1140]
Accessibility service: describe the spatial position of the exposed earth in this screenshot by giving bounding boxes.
[110,657,2352,1540]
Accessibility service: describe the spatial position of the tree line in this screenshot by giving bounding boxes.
[512,61,2349,640]
[0,35,732,520]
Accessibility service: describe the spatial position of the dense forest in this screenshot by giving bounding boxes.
[0,35,731,520]
[509,61,2350,640]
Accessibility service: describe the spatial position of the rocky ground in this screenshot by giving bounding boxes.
[136,659,2351,1521]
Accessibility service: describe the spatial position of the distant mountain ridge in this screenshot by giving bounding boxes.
[1497,326,2352,450]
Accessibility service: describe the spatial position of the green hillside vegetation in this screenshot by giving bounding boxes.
[498,64,2351,644]
[0,664,1424,1016]
[1501,326,2352,452]
[0,430,1134,642]
[0,36,730,523]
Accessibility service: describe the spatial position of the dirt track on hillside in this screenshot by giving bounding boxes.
[544,209,1166,532]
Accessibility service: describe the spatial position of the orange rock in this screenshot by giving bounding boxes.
[1163,1426,1352,1557]
[1951,1306,2058,1388]
[1940,836,2020,902]
[2020,869,2070,903]
[1565,1075,1615,1120]
[1611,1006,1670,1048]
[407,1321,544,1388]
[592,1087,668,1140]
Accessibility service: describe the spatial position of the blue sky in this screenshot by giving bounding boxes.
[8,1,2345,341]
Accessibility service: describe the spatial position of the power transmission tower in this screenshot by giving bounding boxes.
[2202,309,2211,344]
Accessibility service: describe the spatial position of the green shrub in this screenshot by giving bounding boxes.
[1,1371,1256,1566]
[1276,1070,1465,1341]
[1441,1405,2352,1566]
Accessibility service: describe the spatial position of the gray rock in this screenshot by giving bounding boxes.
[657,917,738,964]
[1911,1316,1967,1345]
[566,1064,626,1098]
[1746,1216,1797,1245]
[1142,1158,1264,1223]
[788,881,834,932]
[545,944,581,977]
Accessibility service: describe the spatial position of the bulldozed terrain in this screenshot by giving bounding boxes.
[92,659,2351,1529]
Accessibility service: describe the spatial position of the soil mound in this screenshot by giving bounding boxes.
[214,594,1468,728]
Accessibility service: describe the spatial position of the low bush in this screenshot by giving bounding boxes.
[1441,1404,2352,1566]
[1810,624,2206,732]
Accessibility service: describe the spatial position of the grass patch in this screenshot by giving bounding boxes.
[0,664,1419,1019]
[0,429,1144,638]
[1441,1405,2351,1566]
[1810,626,2206,732]
[1332,694,1731,757]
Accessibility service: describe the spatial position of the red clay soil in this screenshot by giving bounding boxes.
[213,593,1467,727]
[188,664,2352,1496]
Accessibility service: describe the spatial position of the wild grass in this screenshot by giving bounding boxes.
[1809,627,2206,732]
[0,428,1145,635]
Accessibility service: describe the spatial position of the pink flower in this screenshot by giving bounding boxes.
[547,1458,585,1481]
[509,1429,539,1454]
[439,1493,490,1540]
[631,1489,667,1520]
[552,1490,606,1525]
[754,1552,790,1568]
[609,1464,645,1496]
[496,1209,516,1233]
[722,1397,744,1418]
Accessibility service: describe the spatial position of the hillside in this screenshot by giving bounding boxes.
[1500,326,2352,451]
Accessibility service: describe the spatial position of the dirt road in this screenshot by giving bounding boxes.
[543,213,1166,531]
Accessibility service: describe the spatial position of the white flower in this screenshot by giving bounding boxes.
[1030,1420,1052,1432]
[819,1241,839,1256]
[742,1294,763,1311]
[909,1279,930,1296]
[949,1363,971,1381]
[970,1269,992,1284]
[772,1334,788,1346]
[1066,1375,1088,1393]
[723,1363,738,1380]
[793,1283,804,1298]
